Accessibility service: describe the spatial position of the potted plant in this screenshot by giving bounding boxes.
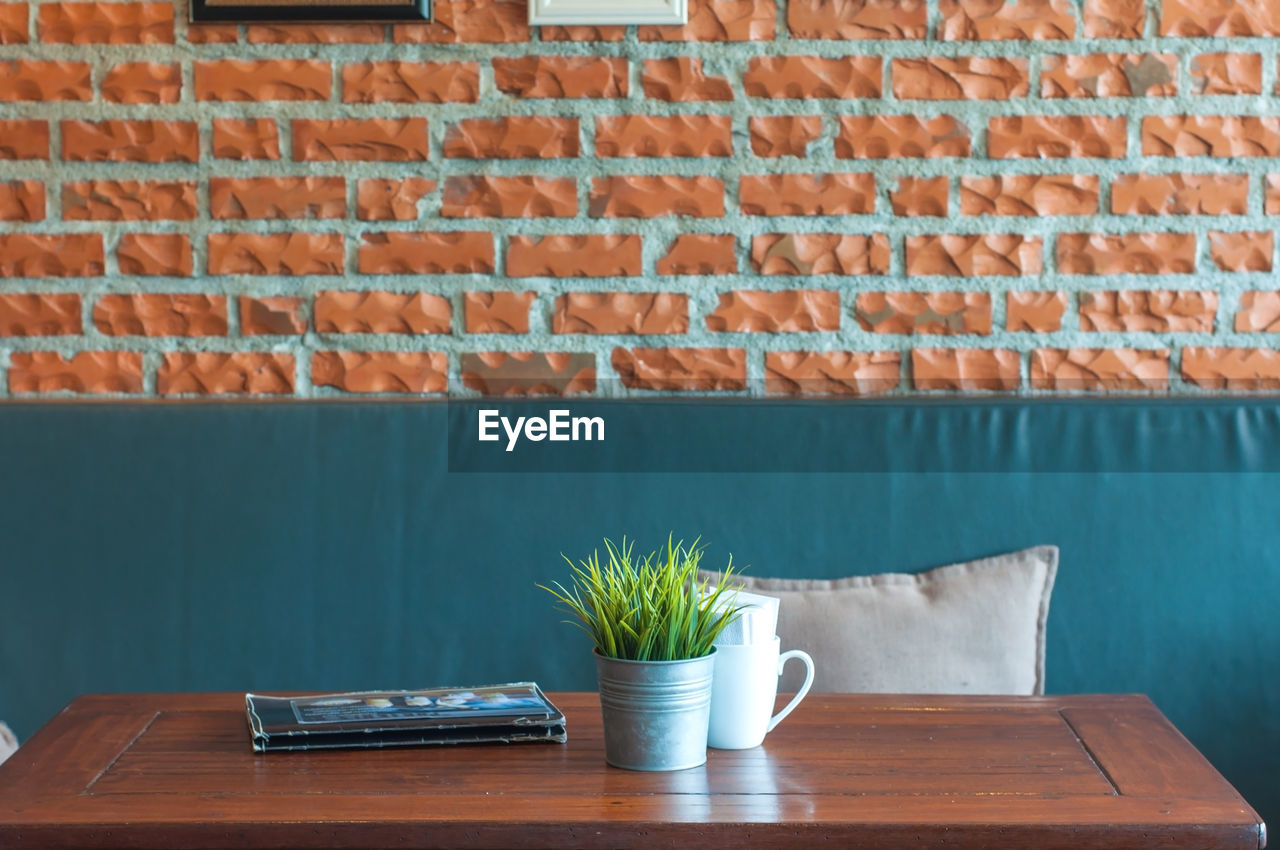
[542,536,741,771]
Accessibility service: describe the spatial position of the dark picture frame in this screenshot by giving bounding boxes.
[191,0,429,22]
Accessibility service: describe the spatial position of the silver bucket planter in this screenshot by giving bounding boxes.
[594,649,716,771]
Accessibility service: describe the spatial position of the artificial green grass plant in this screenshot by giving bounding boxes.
[542,536,743,662]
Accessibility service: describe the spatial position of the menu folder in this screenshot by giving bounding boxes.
[246,682,567,752]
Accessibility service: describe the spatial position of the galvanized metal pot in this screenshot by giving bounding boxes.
[594,649,717,771]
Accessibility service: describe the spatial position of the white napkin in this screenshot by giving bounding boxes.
[707,589,780,646]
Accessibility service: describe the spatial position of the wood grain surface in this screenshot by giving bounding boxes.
[0,692,1264,849]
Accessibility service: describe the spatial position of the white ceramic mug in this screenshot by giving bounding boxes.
[707,636,815,750]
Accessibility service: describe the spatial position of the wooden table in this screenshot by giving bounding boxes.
[0,692,1264,849]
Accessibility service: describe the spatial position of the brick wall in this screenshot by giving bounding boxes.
[1,0,1279,397]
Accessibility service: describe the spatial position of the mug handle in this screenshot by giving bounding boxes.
[766,649,815,732]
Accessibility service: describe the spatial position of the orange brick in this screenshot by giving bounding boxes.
[937,0,1075,39]
[788,0,925,38]
[356,177,435,221]
[707,290,840,332]
[988,116,1127,158]
[315,290,451,334]
[247,23,383,42]
[442,176,576,218]
[1084,0,1144,37]
[0,4,27,43]
[240,296,306,336]
[1267,175,1280,214]
[185,23,236,43]
[194,59,329,101]
[749,115,822,157]
[612,347,746,390]
[1007,291,1068,332]
[1161,0,1280,36]
[641,58,733,101]
[1182,347,1280,391]
[62,120,197,162]
[117,233,192,276]
[313,352,448,394]
[102,62,180,104]
[540,25,624,41]
[553,293,689,334]
[912,348,1021,391]
[293,118,429,161]
[1041,54,1176,97]
[1235,291,1280,332]
[1143,116,1280,157]
[743,55,881,98]
[1031,348,1168,391]
[1210,231,1273,272]
[158,352,295,396]
[0,60,90,101]
[0,293,81,335]
[1111,173,1248,215]
[657,234,737,275]
[209,177,346,220]
[892,57,1028,99]
[208,233,343,276]
[1058,233,1196,275]
[597,115,731,157]
[392,0,528,43]
[589,176,724,218]
[0,120,48,159]
[960,175,1099,216]
[342,61,479,103]
[1079,290,1216,332]
[9,351,143,394]
[507,235,641,277]
[460,352,595,396]
[93,294,227,337]
[357,232,495,274]
[493,56,627,97]
[0,180,44,221]
[752,233,889,275]
[906,234,1042,276]
[836,115,970,158]
[443,117,579,159]
[739,173,875,215]
[212,118,279,160]
[0,234,102,277]
[855,292,990,335]
[1192,53,1262,95]
[639,0,776,41]
[62,180,197,221]
[765,350,901,396]
[890,176,949,216]
[38,2,171,43]
[463,291,535,334]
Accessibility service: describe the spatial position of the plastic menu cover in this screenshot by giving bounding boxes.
[245,683,567,752]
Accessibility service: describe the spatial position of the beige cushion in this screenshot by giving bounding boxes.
[0,722,17,765]
[703,545,1057,695]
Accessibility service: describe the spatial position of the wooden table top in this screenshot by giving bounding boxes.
[0,691,1264,849]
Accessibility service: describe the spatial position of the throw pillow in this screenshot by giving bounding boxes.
[702,545,1058,695]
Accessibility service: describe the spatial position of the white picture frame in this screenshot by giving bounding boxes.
[527,0,686,26]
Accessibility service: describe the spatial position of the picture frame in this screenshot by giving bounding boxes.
[190,0,429,23]
[527,0,686,26]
